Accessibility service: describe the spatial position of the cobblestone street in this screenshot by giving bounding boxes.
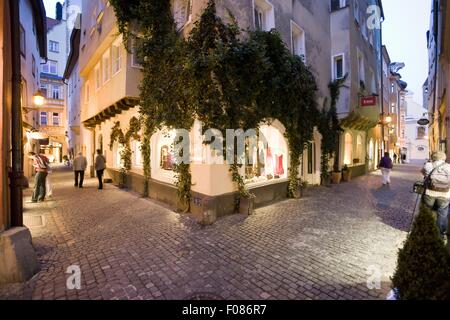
[0,164,423,300]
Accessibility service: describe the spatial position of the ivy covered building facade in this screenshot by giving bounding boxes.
[76,0,336,223]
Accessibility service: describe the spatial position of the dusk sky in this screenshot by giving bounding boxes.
[382,0,431,105]
[43,0,431,105]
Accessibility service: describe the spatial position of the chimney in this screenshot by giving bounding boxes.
[56,2,63,20]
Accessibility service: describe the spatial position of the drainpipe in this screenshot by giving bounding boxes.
[379,15,385,155]
[9,0,23,227]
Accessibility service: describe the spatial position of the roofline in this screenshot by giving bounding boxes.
[63,27,81,80]
[30,0,47,59]
[378,0,385,20]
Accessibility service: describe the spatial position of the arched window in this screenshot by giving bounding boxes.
[368,139,374,161]
[355,134,363,164]
[344,133,353,165]
[151,128,178,184]
[245,124,288,184]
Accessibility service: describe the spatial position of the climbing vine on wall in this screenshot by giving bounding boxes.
[319,74,348,183]
[110,0,324,208]
[109,117,142,186]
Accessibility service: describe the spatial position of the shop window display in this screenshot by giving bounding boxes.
[244,125,288,184]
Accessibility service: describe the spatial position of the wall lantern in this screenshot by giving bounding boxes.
[33,90,45,106]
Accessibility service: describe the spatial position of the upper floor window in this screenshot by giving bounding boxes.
[254,0,275,32]
[49,40,60,53]
[20,24,26,58]
[95,63,101,90]
[85,81,91,103]
[32,55,36,78]
[112,38,123,75]
[102,49,111,83]
[369,68,376,94]
[333,54,345,80]
[52,85,61,100]
[357,50,365,88]
[131,38,144,68]
[40,112,48,126]
[42,60,58,75]
[173,0,193,31]
[53,113,60,126]
[331,0,347,10]
[291,22,306,61]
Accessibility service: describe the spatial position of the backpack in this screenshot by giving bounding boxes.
[424,163,450,191]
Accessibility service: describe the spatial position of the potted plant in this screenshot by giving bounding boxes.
[292,179,305,199]
[342,165,351,182]
[331,170,342,184]
[118,167,127,189]
[239,192,256,215]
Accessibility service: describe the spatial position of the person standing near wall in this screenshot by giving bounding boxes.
[26,152,50,203]
[94,149,106,190]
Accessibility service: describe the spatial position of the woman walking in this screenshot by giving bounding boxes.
[379,152,394,185]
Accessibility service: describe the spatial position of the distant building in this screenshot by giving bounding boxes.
[405,93,429,163]
[330,0,384,174]
[38,16,68,163]
[63,19,81,158]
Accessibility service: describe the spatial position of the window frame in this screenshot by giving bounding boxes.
[111,37,123,76]
[332,54,345,80]
[49,40,60,53]
[291,21,306,62]
[52,112,60,126]
[40,112,48,126]
[20,24,26,58]
[102,49,111,84]
[253,0,275,32]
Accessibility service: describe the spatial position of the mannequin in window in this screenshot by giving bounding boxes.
[160,145,174,171]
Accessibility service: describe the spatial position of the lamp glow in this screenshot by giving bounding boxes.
[33,91,45,106]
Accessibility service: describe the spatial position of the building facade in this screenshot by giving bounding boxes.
[405,93,429,163]
[64,22,81,158]
[426,0,450,157]
[1,0,46,284]
[78,0,334,222]
[330,0,384,175]
[38,17,68,163]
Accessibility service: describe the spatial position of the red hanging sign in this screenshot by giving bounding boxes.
[361,96,377,107]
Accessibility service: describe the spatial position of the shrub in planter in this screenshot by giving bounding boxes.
[331,171,342,184]
[342,165,351,182]
[239,193,256,215]
[391,204,450,300]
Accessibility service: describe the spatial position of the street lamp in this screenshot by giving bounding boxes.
[33,90,45,106]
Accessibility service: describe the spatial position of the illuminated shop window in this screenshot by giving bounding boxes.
[244,125,288,184]
[344,133,353,165]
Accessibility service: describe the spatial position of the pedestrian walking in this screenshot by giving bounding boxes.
[95,149,106,190]
[27,152,50,203]
[73,152,88,188]
[393,153,398,164]
[422,151,450,239]
[379,152,394,185]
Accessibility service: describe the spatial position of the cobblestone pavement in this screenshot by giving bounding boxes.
[0,163,423,300]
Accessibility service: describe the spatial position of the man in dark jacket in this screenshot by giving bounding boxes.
[379,152,393,185]
[95,149,107,190]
